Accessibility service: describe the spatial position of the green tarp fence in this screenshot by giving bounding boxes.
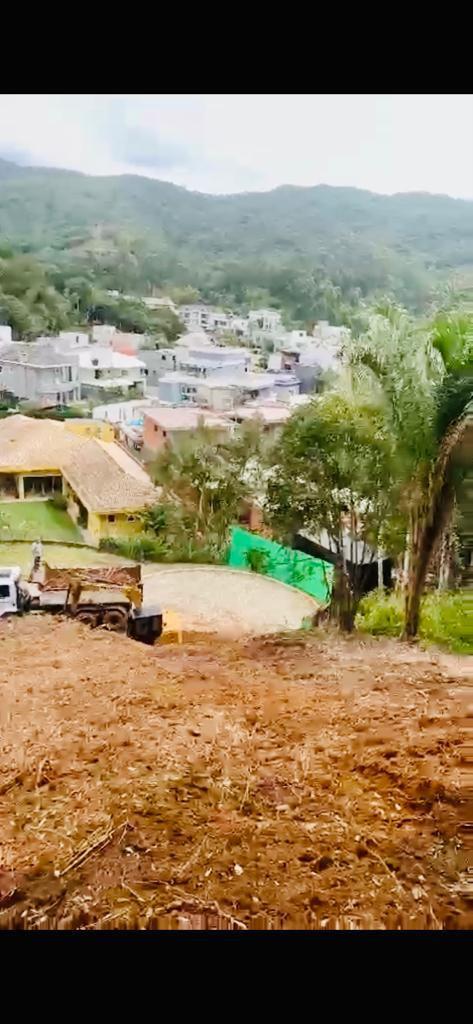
[228,526,333,604]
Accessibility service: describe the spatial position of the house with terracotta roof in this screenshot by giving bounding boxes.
[0,415,158,544]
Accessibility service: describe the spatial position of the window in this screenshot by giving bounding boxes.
[108,515,115,523]
[0,584,10,599]
[154,424,158,432]
[127,515,135,522]
[162,430,167,437]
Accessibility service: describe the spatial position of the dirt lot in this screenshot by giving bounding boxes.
[142,565,319,636]
[0,616,471,930]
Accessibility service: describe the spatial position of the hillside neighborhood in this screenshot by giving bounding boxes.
[0,306,347,542]
[0,95,471,933]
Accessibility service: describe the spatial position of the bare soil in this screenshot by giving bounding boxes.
[0,616,471,930]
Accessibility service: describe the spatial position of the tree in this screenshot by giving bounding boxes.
[347,306,473,638]
[266,394,399,630]
[146,423,265,555]
[0,254,72,337]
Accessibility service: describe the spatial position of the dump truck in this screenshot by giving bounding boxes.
[0,563,162,645]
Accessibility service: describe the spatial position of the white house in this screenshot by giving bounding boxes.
[91,324,117,346]
[79,348,146,399]
[179,304,214,332]
[58,330,91,349]
[92,398,158,424]
[0,342,80,406]
[248,309,283,334]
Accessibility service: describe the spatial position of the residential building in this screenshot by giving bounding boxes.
[78,348,146,399]
[107,292,177,314]
[0,342,80,407]
[91,324,117,346]
[58,330,90,350]
[312,320,349,346]
[178,343,251,378]
[140,348,179,391]
[143,407,230,455]
[271,372,301,401]
[227,402,292,434]
[141,295,177,313]
[179,304,215,332]
[157,372,201,406]
[0,414,157,544]
[248,309,283,334]
[197,371,277,412]
[111,332,146,354]
[92,398,158,425]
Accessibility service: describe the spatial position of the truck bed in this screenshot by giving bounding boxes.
[39,589,132,612]
[42,564,142,592]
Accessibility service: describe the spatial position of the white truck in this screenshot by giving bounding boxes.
[0,564,163,645]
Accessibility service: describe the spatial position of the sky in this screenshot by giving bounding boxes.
[0,94,472,199]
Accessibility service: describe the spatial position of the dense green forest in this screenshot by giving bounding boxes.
[1,157,473,328]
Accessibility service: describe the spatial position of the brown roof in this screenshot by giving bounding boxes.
[63,441,158,514]
[0,415,79,471]
[144,407,229,432]
[0,415,158,514]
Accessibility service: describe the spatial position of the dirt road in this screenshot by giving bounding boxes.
[142,564,319,635]
[0,617,471,929]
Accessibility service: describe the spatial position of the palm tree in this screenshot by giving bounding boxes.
[403,315,473,636]
[348,306,473,638]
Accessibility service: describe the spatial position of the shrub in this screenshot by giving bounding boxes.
[356,589,472,653]
[245,547,269,574]
[356,591,404,637]
[100,532,227,566]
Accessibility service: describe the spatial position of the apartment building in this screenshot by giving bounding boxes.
[0,342,80,406]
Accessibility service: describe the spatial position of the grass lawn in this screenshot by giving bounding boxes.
[0,500,81,543]
[357,589,473,655]
[0,542,135,574]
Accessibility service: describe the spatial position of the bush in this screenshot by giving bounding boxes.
[356,589,472,653]
[49,494,68,510]
[245,547,269,573]
[356,591,404,637]
[100,532,227,566]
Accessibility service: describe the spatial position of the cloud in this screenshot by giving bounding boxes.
[0,143,36,166]
[0,95,471,198]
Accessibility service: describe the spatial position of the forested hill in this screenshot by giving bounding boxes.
[0,157,472,319]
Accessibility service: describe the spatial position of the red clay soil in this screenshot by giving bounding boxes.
[0,617,471,930]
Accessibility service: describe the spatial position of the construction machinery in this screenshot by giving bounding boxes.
[0,563,163,645]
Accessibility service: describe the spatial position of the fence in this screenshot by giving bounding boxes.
[228,526,333,604]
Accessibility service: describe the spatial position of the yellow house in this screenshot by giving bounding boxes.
[0,415,158,545]
[62,439,157,544]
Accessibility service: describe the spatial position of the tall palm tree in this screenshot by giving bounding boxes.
[403,315,473,636]
[348,306,473,638]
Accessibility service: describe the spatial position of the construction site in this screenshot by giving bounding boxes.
[0,601,471,930]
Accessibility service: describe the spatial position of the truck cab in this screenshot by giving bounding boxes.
[0,567,23,617]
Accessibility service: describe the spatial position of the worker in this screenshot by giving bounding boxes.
[31,538,43,566]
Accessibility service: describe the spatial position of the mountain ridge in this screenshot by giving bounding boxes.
[1,157,473,317]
